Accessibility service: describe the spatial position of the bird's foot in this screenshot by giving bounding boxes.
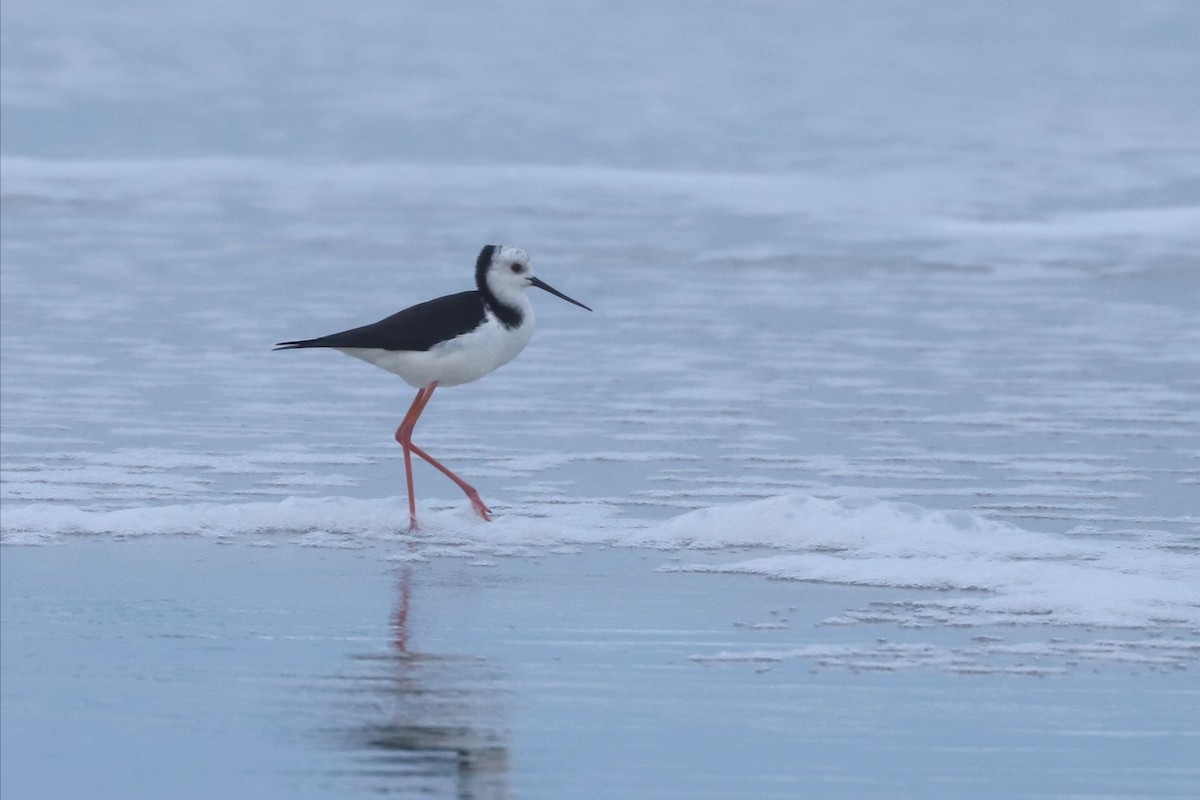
[466,491,491,522]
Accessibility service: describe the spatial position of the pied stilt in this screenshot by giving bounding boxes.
[275,245,591,530]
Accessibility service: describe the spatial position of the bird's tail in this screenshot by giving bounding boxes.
[273,339,327,350]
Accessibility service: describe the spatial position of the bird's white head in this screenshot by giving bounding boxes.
[479,245,534,302]
[475,245,592,317]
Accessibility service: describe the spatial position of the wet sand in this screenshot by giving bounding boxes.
[3,538,1196,799]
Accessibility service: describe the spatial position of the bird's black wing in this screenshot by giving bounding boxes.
[275,291,487,353]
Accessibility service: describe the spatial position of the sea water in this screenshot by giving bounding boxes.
[2,2,1199,798]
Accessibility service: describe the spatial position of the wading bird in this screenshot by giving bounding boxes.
[276,245,591,530]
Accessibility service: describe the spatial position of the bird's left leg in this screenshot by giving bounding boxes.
[407,441,491,521]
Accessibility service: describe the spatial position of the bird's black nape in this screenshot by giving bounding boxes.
[474,245,497,292]
[474,243,525,329]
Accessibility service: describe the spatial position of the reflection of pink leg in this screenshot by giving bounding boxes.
[392,382,490,529]
[392,566,412,653]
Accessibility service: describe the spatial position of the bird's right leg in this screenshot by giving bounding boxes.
[394,384,436,531]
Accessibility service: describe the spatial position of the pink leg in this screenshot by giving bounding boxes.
[395,385,435,530]
[393,382,490,529]
[408,442,491,521]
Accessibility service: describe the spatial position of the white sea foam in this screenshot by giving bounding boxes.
[5,493,1196,634]
[0,495,628,548]
[650,495,1200,629]
[693,637,1200,675]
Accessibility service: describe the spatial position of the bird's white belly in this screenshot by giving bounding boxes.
[339,313,534,388]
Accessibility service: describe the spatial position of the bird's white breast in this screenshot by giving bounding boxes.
[339,306,535,388]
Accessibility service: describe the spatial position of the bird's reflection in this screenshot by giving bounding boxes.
[340,565,511,799]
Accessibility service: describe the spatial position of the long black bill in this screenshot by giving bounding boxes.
[530,277,592,311]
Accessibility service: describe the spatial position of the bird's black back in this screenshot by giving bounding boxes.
[274,291,488,353]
